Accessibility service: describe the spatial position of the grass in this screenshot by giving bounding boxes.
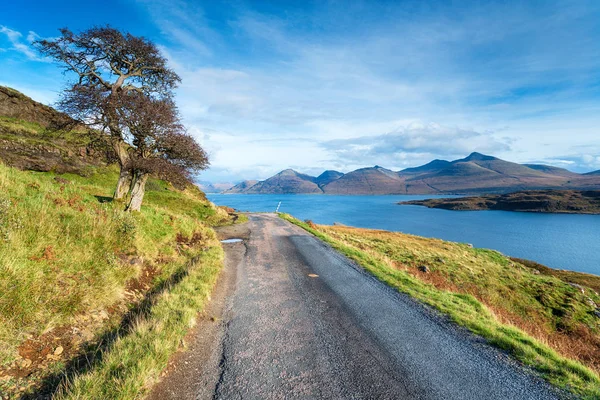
[280,213,600,399]
[0,161,231,398]
[514,257,600,294]
[0,116,89,143]
[54,245,223,400]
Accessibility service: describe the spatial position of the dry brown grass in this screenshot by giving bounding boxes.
[281,213,600,397]
[320,225,600,374]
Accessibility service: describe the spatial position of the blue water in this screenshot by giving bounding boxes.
[208,194,600,275]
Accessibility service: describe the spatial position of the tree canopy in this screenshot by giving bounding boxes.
[36,26,210,211]
[35,26,181,200]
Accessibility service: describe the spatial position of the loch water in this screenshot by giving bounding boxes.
[208,194,600,275]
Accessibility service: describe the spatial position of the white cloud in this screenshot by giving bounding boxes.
[321,121,512,169]
[137,1,600,181]
[581,154,600,169]
[0,26,45,61]
[26,31,39,43]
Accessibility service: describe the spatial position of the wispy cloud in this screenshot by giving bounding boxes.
[136,0,219,58]
[536,155,600,173]
[321,122,512,169]
[3,1,598,181]
[0,26,45,61]
[92,1,600,179]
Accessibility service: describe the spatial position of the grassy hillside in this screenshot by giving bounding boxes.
[281,214,600,399]
[0,85,113,175]
[0,160,232,398]
[0,114,111,174]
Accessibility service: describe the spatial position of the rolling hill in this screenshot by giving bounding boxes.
[227,152,600,194]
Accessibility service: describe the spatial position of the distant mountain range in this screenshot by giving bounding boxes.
[198,181,236,193]
[220,153,600,195]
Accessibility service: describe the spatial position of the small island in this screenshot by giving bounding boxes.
[401,190,600,214]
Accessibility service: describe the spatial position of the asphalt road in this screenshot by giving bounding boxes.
[149,213,563,400]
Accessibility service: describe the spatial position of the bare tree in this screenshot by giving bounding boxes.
[115,91,210,211]
[35,26,180,199]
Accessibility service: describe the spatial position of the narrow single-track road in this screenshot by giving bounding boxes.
[148,213,562,400]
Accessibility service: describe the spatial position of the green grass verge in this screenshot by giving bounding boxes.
[279,213,600,399]
[0,161,231,397]
[234,213,249,224]
[54,246,223,400]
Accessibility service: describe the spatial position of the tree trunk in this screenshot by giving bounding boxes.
[114,167,133,200]
[126,172,148,212]
[112,139,132,200]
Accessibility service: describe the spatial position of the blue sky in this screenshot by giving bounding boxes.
[2,0,600,182]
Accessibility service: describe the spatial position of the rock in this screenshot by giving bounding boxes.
[466,243,474,248]
[532,269,540,275]
[0,87,113,175]
[418,265,430,273]
[594,309,600,319]
[585,298,596,308]
[435,257,445,264]
[0,86,71,128]
[568,282,585,294]
[53,346,63,356]
[129,257,143,265]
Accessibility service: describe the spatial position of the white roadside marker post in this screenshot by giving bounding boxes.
[275,201,282,213]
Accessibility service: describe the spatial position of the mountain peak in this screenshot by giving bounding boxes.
[317,170,343,179]
[278,168,299,175]
[400,159,451,175]
[316,170,344,186]
[227,153,600,194]
[461,152,498,162]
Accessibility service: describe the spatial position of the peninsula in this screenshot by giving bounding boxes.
[401,190,600,214]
